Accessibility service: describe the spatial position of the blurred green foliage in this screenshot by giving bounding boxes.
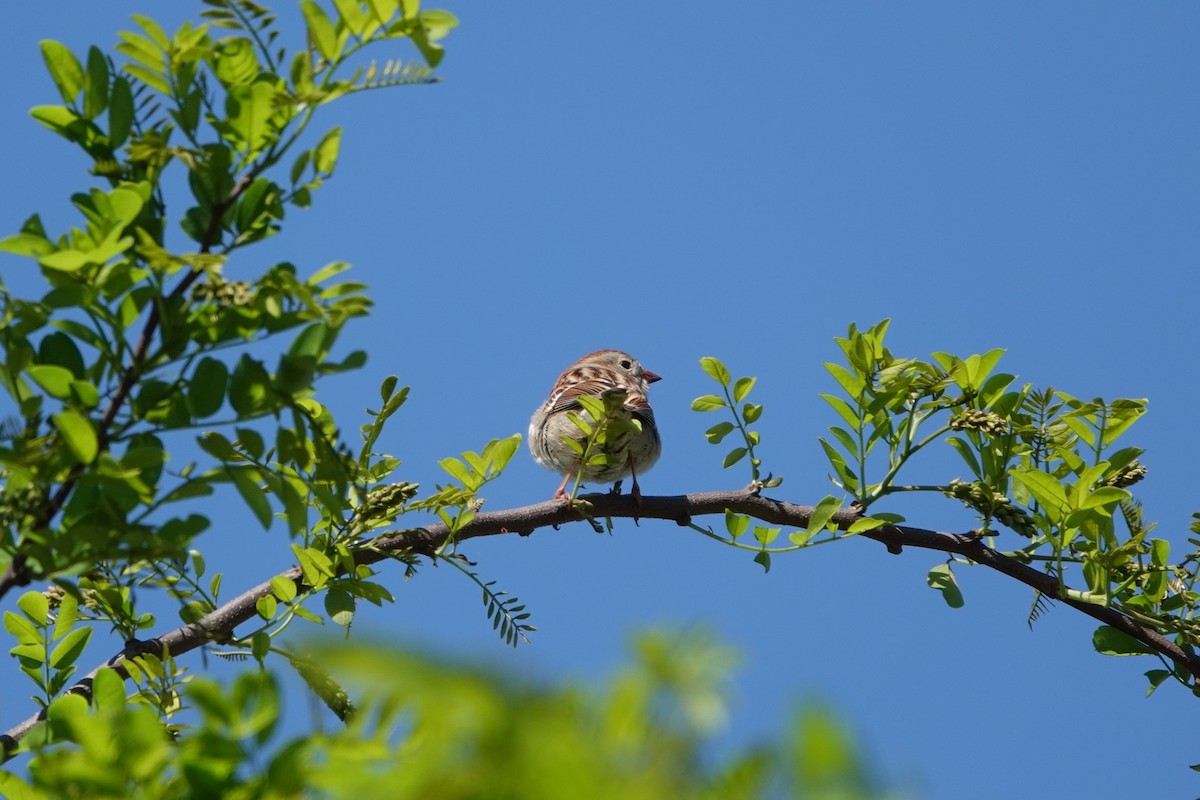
[1,630,899,800]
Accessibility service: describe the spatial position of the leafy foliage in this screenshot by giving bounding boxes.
[691,321,1200,696]
[3,0,1200,792]
[0,0,541,760]
[0,631,893,799]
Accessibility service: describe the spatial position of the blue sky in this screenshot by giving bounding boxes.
[2,2,1199,797]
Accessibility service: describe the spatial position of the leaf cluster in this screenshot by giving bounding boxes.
[0,0,528,761]
[0,632,892,799]
[691,321,1199,696]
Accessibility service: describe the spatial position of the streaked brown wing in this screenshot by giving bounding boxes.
[624,391,657,428]
[546,379,625,416]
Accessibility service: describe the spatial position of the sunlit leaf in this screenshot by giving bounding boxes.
[52,408,98,463]
[927,563,964,608]
[699,356,730,386]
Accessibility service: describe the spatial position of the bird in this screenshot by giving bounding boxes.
[528,349,661,500]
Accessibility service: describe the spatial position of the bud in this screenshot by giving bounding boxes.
[949,408,1009,436]
[1104,460,1147,489]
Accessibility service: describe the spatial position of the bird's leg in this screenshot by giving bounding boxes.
[628,453,643,503]
[553,469,572,500]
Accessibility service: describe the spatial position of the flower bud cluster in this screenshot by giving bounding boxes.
[1103,460,1147,489]
[946,479,1037,537]
[949,408,1009,435]
[359,482,419,520]
[191,278,254,307]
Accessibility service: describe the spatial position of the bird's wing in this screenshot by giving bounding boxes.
[545,380,626,416]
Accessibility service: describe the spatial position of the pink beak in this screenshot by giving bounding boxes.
[644,369,662,384]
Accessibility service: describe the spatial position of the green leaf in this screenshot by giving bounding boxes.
[818,437,858,493]
[1151,538,1170,567]
[190,550,206,580]
[486,435,521,473]
[256,594,278,620]
[188,358,229,418]
[1010,468,1068,517]
[705,421,735,444]
[83,46,109,119]
[228,466,273,530]
[1145,669,1172,697]
[927,563,964,608]
[235,427,265,460]
[691,395,726,412]
[264,473,308,536]
[325,589,355,627]
[52,408,98,464]
[40,41,85,104]
[270,575,298,603]
[291,544,335,587]
[366,0,399,25]
[331,0,368,35]
[225,79,277,155]
[91,668,126,711]
[439,456,474,488]
[251,631,271,663]
[1077,486,1128,511]
[1092,625,1154,656]
[1101,399,1147,447]
[48,626,92,670]
[198,432,238,461]
[807,496,842,535]
[946,437,983,480]
[0,232,53,258]
[229,355,272,417]
[699,356,730,386]
[753,550,771,573]
[38,332,85,377]
[724,509,749,539]
[722,447,748,469]
[71,379,98,410]
[108,76,134,146]
[742,403,763,424]
[820,393,861,432]
[4,610,41,646]
[407,9,454,67]
[752,526,780,546]
[846,517,888,534]
[27,364,75,399]
[52,593,81,642]
[824,362,865,399]
[308,261,351,286]
[828,426,858,459]
[213,38,261,87]
[301,0,340,60]
[289,321,329,359]
[788,529,814,546]
[732,376,757,404]
[314,127,342,174]
[18,591,50,626]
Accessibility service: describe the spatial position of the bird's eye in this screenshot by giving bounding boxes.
[619,359,632,370]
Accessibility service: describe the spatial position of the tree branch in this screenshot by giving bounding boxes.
[4,487,1196,758]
